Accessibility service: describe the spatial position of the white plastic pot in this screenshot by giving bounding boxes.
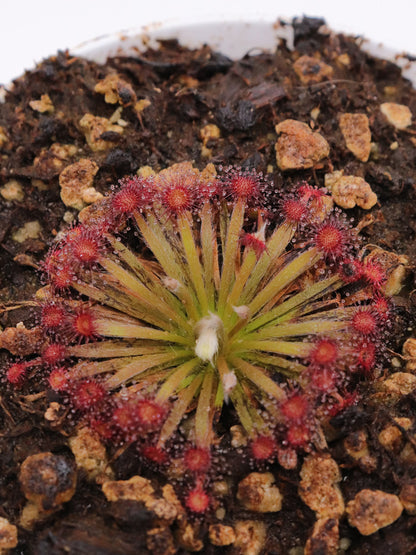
[70,17,416,87]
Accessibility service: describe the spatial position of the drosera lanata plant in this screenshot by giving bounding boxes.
[5,162,391,512]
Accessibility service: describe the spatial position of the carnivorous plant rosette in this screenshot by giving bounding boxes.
[7,163,390,511]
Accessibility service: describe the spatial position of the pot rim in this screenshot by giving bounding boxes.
[69,16,416,86]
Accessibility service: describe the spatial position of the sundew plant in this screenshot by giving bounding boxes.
[6,164,390,511]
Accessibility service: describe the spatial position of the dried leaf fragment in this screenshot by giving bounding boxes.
[200,123,221,157]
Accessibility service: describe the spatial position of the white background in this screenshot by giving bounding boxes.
[1,0,416,84]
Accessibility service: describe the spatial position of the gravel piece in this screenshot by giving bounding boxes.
[299,453,344,518]
[304,517,339,555]
[346,489,403,535]
[380,102,412,129]
[275,119,330,170]
[325,171,377,209]
[237,472,283,513]
[293,55,334,84]
[339,113,372,162]
[59,158,99,210]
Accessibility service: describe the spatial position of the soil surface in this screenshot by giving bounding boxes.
[0,16,416,555]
